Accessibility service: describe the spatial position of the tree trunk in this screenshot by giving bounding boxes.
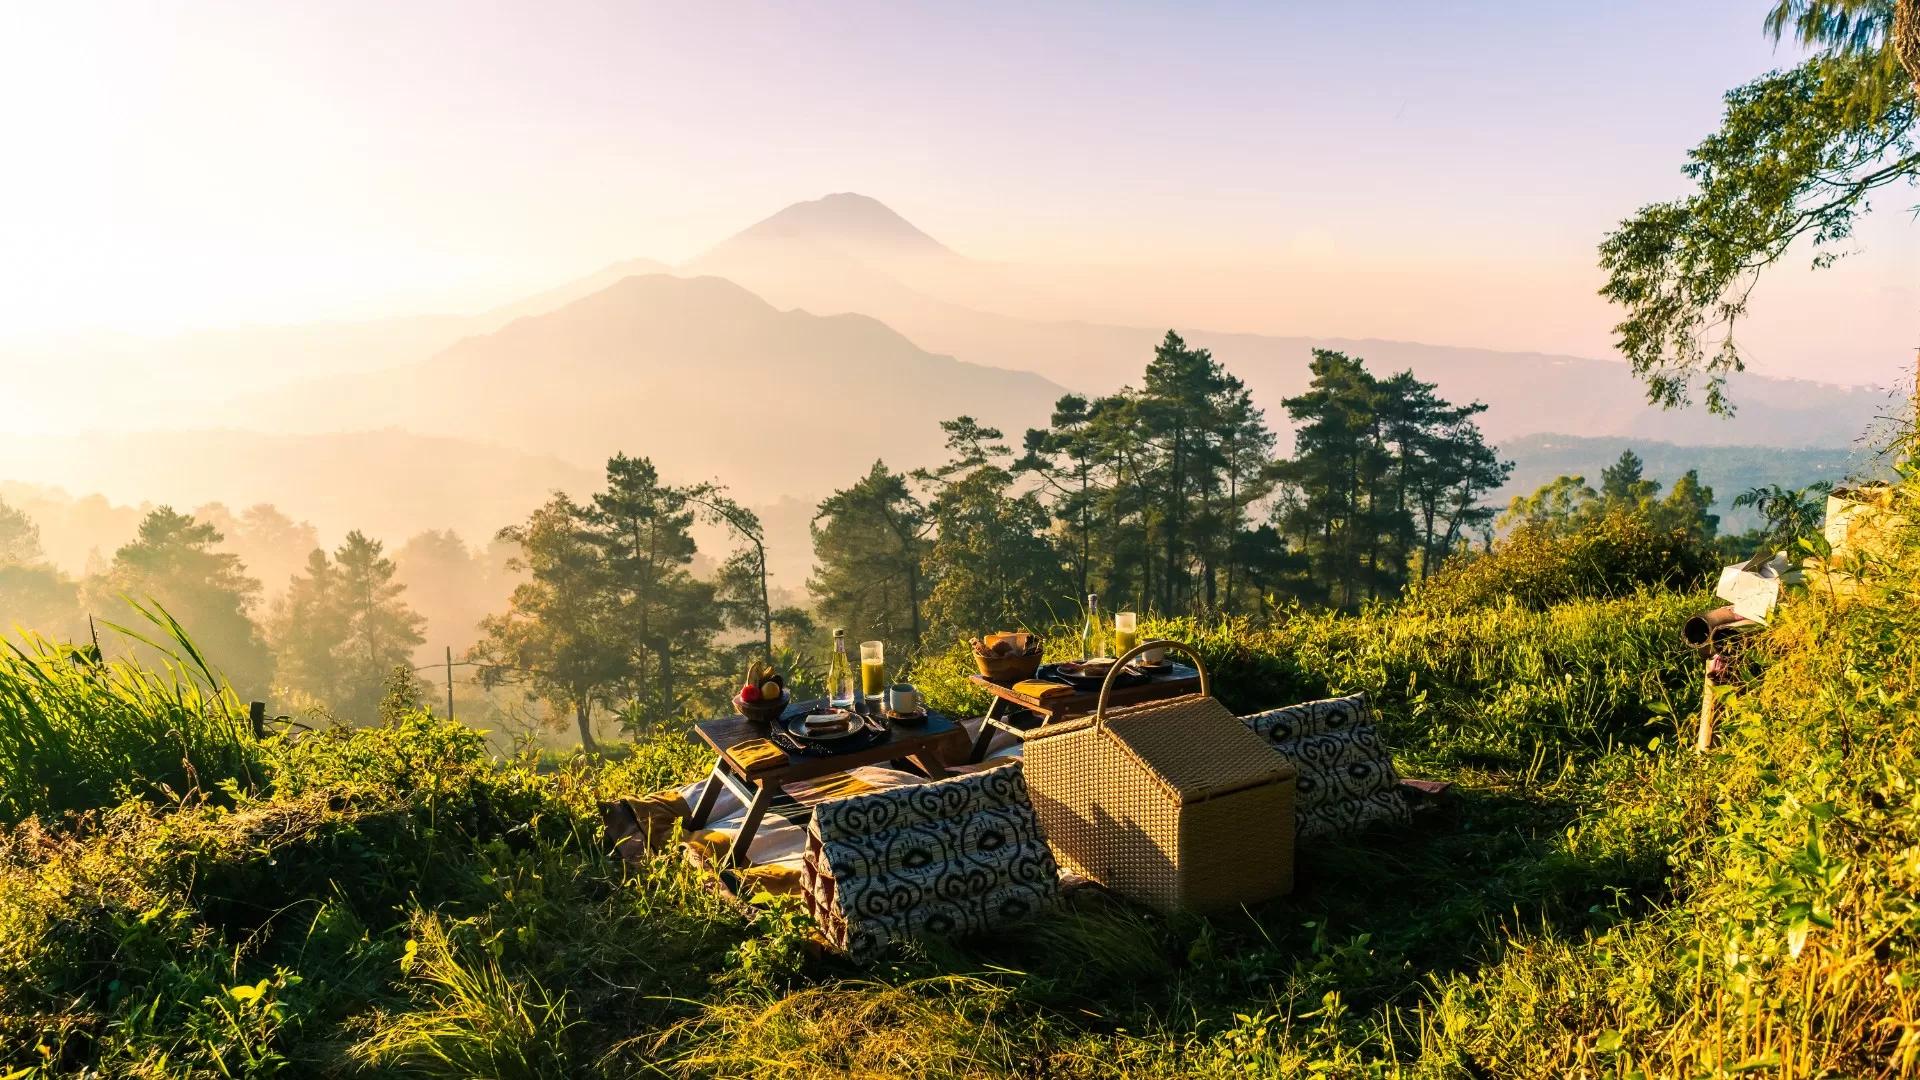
[1898,0,1920,98]
[654,636,676,717]
[575,700,598,752]
[756,541,772,659]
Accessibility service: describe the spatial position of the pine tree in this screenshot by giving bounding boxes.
[1275,351,1392,606]
[810,463,931,646]
[90,508,274,695]
[916,418,1071,639]
[580,455,719,722]
[0,497,80,643]
[332,532,428,718]
[270,549,348,707]
[269,533,426,720]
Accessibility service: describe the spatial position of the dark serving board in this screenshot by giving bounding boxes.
[1036,661,1152,693]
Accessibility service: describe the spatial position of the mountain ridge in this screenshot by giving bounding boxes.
[684,194,1894,449]
[230,272,1067,501]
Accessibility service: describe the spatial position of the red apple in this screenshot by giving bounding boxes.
[739,683,761,703]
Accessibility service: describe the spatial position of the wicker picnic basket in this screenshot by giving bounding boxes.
[1021,640,1297,912]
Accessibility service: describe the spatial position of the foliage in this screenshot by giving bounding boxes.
[474,456,728,748]
[270,530,427,721]
[86,506,276,696]
[1412,508,1721,613]
[0,496,43,565]
[1599,10,1917,413]
[1500,452,1722,543]
[809,461,932,645]
[1731,479,1836,553]
[916,418,1073,639]
[582,454,722,725]
[0,604,259,824]
[1276,351,1511,605]
[10,472,1920,1075]
[473,494,627,750]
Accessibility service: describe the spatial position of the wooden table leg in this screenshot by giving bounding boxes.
[724,781,774,868]
[906,752,951,780]
[686,762,724,828]
[967,698,1002,764]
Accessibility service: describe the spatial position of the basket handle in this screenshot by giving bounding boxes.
[1093,639,1209,729]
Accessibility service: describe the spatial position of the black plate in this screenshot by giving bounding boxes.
[1037,661,1151,693]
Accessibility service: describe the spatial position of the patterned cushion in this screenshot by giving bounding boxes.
[803,761,1061,959]
[1242,693,1376,742]
[1243,694,1410,840]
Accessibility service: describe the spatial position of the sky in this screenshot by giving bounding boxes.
[2,0,1914,386]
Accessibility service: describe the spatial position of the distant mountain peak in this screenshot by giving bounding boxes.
[729,192,954,257]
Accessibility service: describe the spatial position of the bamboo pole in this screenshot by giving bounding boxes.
[1696,669,1716,752]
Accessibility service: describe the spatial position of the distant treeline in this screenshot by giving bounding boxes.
[1,332,1794,743]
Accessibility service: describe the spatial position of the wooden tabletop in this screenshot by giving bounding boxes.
[691,700,965,784]
[689,699,966,866]
[968,663,1201,724]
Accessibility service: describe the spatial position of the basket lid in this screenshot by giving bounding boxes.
[1092,693,1297,804]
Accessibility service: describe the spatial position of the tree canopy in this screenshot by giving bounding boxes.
[1600,0,1918,412]
[90,508,274,696]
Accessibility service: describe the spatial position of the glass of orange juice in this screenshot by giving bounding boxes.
[860,640,887,697]
[1114,611,1139,657]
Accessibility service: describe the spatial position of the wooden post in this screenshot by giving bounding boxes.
[248,700,266,740]
[1695,671,1716,752]
[445,646,455,721]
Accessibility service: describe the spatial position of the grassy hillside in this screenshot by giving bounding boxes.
[2,464,1916,1075]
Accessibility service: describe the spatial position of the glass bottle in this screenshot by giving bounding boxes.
[827,628,855,708]
[1080,593,1103,660]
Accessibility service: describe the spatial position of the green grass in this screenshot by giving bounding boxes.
[0,603,261,824]
[3,474,1918,1075]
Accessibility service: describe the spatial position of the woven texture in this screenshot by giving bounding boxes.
[1022,641,1296,912]
[802,761,1061,959]
[1242,694,1410,840]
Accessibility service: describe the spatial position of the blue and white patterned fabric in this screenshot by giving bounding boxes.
[1241,694,1410,840]
[803,760,1061,959]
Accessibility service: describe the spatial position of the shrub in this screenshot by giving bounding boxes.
[1411,509,1720,612]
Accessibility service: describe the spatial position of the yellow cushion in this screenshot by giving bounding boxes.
[609,790,690,856]
[735,863,805,898]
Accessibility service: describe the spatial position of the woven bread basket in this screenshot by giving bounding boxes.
[973,633,1045,683]
[1021,639,1296,912]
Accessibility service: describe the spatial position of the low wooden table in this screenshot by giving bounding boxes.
[686,701,964,867]
[965,663,1201,763]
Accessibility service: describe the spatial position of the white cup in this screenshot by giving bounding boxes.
[886,684,921,714]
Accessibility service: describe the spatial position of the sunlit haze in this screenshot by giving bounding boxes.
[3,1,1913,389]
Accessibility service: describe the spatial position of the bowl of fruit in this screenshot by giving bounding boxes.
[733,661,790,725]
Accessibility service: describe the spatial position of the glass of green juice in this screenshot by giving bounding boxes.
[1114,611,1139,657]
[860,640,887,696]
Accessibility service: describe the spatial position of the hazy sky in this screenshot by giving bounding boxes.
[3,1,1914,386]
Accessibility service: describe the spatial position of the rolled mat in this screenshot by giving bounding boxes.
[1683,606,1759,651]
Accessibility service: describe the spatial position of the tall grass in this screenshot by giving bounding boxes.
[909,589,1707,763]
[0,602,259,823]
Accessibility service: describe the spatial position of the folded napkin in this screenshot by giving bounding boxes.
[724,738,790,777]
[783,771,880,805]
[1012,679,1075,702]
